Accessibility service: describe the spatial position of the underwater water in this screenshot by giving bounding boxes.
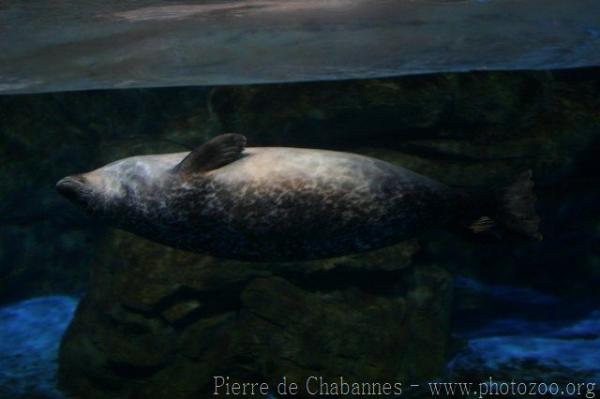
[0,68,598,397]
[0,296,77,398]
[0,3,599,395]
[451,278,600,381]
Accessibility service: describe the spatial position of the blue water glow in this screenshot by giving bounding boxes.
[450,278,600,380]
[0,296,78,398]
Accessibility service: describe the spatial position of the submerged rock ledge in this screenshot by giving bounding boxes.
[59,231,451,398]
[1,0,600,94]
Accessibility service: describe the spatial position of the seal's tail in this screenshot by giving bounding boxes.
[469,170,542,240]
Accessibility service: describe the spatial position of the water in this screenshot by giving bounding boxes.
[1,3,600,398]
[2,0,600,94]
[451,278,600,381]
[0,296,78,398]
[1,71,599,398]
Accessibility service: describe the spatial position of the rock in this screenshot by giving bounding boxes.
[210,70,600,188]
[58,231,452,398]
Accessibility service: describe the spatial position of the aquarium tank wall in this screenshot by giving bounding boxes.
[1,1,599,399]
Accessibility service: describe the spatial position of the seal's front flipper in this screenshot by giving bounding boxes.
[173,133,247,175]
[468,216,496,234]
[467,170,541,240]
[498,169,542,240]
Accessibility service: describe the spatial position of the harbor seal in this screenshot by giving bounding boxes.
[56,134,541,261]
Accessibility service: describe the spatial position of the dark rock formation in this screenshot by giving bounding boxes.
[59,231,450,398]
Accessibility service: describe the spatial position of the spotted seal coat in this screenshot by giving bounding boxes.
[57,134,541,261]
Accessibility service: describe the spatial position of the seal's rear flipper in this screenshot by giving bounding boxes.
[498,170,542,240]
[173,133,247,175]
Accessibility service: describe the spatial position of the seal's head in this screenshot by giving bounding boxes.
[57,134,246,218]
[56,155,171,222]
[57,133,246,239]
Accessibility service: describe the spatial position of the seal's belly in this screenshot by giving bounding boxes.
[185,148,453,261]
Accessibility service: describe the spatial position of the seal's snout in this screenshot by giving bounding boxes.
[56,175,85,194]
[56,175,88,204]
